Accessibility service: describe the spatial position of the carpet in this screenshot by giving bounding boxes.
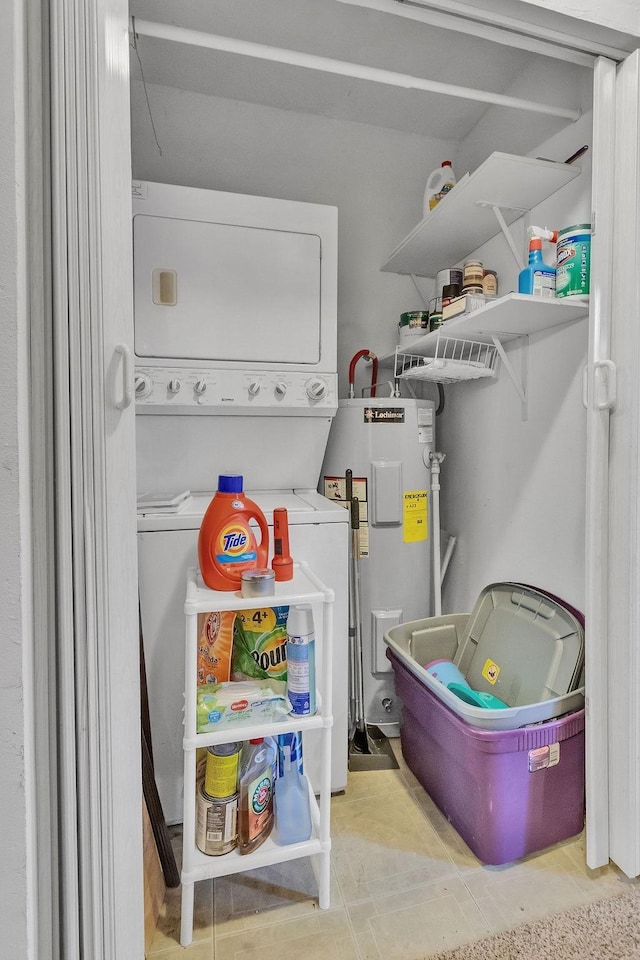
[428,888,640,959]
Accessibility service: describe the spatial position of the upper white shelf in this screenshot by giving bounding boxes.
[184,560,334,614]
[381,152,582,277]
[379,293,589,362]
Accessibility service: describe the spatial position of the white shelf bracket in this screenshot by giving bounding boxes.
[491,334,528,420]
[476,202,526,271]
[410,274,430,310]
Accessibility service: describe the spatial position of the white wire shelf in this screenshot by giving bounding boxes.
[394,337,499,384]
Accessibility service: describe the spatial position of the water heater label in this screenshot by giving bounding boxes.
[364,407,405,423]
[403,490,428,543]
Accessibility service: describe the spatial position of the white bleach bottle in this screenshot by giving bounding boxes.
[286,604,316,716]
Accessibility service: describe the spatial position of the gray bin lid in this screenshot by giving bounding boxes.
[454,583,584,707]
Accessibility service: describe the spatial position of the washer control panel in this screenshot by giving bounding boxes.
[134,367,338,413]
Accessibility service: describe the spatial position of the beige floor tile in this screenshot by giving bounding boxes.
[330,766,409,805]
[147,940,215,960]
[331,790,454,903]
[465,868,588,931]
[354,928,381,960]
[146,939,214,959]
[147,880,213,954]
[367,891,490,960]
[215,910,358,960]
[213,857,341,935]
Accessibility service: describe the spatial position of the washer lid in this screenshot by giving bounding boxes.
[136,488,348,532]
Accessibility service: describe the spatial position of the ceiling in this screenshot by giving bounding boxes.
[129,0,592,144]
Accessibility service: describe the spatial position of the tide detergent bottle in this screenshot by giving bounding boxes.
[198,475,269,591]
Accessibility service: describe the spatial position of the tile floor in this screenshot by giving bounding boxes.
[147,740,637,959]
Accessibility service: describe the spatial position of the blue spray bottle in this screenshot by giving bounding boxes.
[274,744,312,845]
[518,237,556,297]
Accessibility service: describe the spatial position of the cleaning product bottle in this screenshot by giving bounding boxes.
[198,475,269,591]
[423,160,456,217]
[518,238,556,298]
[286,604,316,716]
[237,737,276,855]
[274,745,312,845]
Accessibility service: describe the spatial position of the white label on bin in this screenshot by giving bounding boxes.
[529,743,560,772]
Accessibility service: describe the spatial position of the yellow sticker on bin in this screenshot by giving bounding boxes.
[482,659,500,685]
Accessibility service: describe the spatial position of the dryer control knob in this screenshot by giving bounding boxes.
[248,381,261,397]
[134,374,152,399]
[194,379,207,395]
[305,377,328,401]
[274,381,287,399]
[167,378,181,394]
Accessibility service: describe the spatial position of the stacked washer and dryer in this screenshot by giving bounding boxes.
[133,180,437,821]
[133,181,348,823]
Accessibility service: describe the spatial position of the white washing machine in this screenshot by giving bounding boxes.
[138,489,348,825]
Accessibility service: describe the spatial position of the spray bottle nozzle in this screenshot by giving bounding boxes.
[528,225,558,244]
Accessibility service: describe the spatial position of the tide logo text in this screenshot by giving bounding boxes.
[222,530,248,552]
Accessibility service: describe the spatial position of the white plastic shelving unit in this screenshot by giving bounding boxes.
[180,562,334,947]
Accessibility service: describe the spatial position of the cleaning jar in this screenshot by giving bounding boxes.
[198,475,269,591]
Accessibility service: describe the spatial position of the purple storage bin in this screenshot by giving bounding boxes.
[388,649,585,865]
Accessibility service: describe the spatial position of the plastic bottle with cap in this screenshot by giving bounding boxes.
[423,160,456,217]
[286,604,316,716]
[237,737,276,855]
[518,238,556,297]
[274,744,312,845]
[198,474,269,591]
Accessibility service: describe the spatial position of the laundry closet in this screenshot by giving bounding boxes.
[122,0,640,912]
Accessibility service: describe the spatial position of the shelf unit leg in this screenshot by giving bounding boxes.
[318,849,331,909]
[180,881,195,947]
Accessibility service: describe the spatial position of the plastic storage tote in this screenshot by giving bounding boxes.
[388,650,585,864]
[383,582,584,731]
[383,583,586,864]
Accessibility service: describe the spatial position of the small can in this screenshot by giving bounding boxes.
[463,260,484,287]
[429,313,444,332]
[482,270,498,297]
[196,784,238,856]
[205,742,241,798]
[400,310,429,330]
[435,268,463,297]
[241,568,275,598]
[441,283,461,308]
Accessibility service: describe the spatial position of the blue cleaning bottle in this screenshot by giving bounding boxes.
[518,238,556,297]
[274,745,312,845]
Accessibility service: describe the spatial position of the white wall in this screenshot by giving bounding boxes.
[0,2,34,957]
[440,113,593,615]
[131,82,454,397]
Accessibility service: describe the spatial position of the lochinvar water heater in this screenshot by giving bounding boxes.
[321,397,435,733]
